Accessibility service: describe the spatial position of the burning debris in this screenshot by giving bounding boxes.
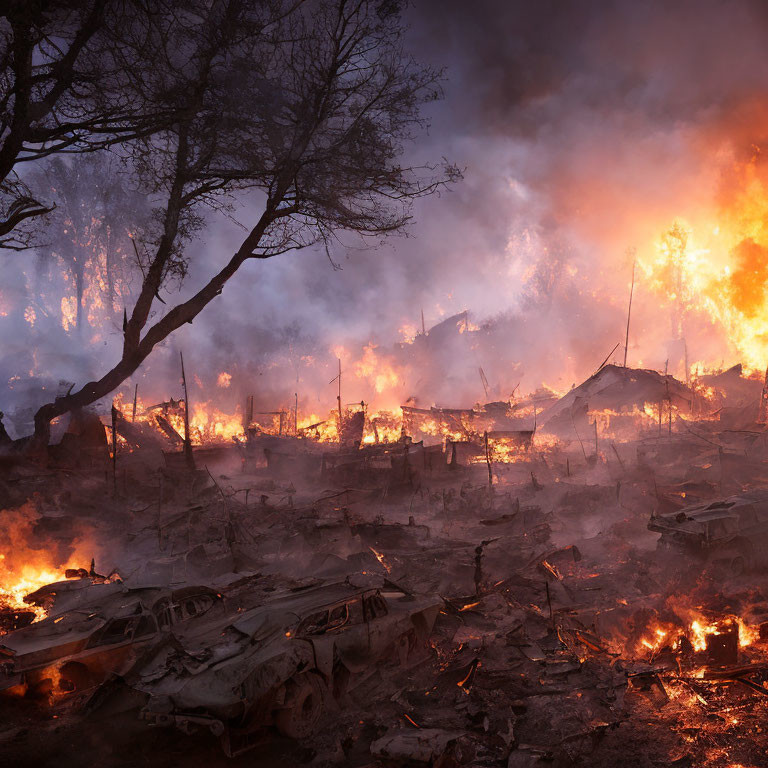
[7,3,768,768]
[2,356,768,767]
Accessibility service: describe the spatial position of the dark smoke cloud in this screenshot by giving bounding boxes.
[4,0,768,432]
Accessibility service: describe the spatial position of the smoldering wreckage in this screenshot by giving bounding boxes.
[6,359,768,767]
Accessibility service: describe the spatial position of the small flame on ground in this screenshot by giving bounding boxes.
[369,547,391,574]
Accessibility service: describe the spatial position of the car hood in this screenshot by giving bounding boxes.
[0,610,107,658]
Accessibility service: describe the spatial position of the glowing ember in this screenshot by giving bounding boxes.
[369,547,391,574]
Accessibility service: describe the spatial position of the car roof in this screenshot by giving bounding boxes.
[660,491,768,523]
[1,585,169,655]
[232,582,368,636]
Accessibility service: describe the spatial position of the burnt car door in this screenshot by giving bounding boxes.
[324,597,373,671]
[74,612,158,679]
[361,590,400,660]
[297,597,370,675]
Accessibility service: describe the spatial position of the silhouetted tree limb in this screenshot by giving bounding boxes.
[31,0,459,444]
[0,1,180,247]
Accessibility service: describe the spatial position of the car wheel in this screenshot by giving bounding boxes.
[730,555,747,577]
[274,673,325,739]
[58,661,93,693]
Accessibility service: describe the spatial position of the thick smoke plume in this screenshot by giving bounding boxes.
[4,0,768,434]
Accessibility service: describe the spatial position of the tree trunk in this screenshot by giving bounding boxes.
[31,209,275,447]
[75,263,85,332]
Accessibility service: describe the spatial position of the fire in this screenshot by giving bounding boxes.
[362,410,402,444]
[297,413,338,442]
[216,372,232,388]
[531,432,561,450]
[0,559,62,624]
[111,392,245,446]
[589,404,668,439]
[190,401,243,443]
[636,611,759,659]
[369,547,391,574]
[61,296,78,332]
[639,624,674,654]
[690,618,724,652]
[0,503,91,631]
[398,323,418,343]
[639,144,768,373]
[353,343,404,403]
[736,618,760,648]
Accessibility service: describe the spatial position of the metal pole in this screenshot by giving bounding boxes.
[337,358,342,444]
[180,351,194,469]
[623,257,636,368]
[484,430,492,488]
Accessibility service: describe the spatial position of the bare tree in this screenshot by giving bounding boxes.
[31,0,458,444]
[31,154,150,332]
[0,0,175,249]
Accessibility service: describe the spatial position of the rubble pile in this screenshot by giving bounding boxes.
[2,365,768,767]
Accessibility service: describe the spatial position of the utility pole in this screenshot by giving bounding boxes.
[294,392,298,435]
[244,395,254,430]
[484,430,493,489]
[180,351,194,469]
[623,253,636,369]
[131,383,138,422]
[329,359,342,444]
[421,308,426,335]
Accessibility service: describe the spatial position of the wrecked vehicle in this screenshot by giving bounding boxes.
[0,581,222,698]
[137,581,441,755]
[648,490,768,575]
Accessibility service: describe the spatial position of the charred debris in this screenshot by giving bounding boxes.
[3,363,768,767]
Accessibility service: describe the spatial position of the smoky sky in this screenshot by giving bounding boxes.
[5,0,768,429]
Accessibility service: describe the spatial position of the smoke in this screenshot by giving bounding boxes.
[4,0,768,435]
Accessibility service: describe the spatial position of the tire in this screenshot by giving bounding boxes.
[710,544,752,579]
[729,555,747,577]
[58,661,93,693]
[274,673,326,739]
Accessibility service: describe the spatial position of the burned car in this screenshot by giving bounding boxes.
[136,581,441,755]
[0,580,222,699]
[648,490,768,575]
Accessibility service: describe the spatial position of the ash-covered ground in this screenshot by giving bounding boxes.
[1,364,768,768]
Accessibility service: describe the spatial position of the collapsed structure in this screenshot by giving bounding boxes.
[2,359,768,767]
